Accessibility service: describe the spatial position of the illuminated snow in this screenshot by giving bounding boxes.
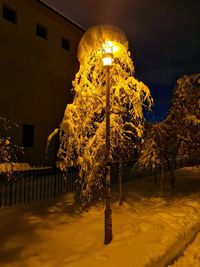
[169,232,200,267]
[0,167,200,267]
[54,25,153,198]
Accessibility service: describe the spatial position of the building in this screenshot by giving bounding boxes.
[0,0,84,165]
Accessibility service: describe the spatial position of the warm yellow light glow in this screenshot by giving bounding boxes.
[103,42,113,53]
[103,41,124,56]
[102,41,114,67]
[102,56,113,66]
[101,40,125,66]
[77,25,129,64]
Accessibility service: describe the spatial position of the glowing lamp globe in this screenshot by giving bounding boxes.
[77,25,129,65]
[102,56,113,66]
[102,42,114,67]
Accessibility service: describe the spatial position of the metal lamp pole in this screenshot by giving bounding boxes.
[104,65,112,245]
[102,43,113,245]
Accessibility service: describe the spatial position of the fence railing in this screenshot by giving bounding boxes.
[0,167,78,208]
[111,156,197,183]
[0,157,197,208]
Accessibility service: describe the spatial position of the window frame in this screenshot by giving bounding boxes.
[36,23,48,40]
[61,37,70,51]
[22,124,35,148]
[2,4,17,24]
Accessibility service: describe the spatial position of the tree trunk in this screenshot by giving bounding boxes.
[166,158,170,171]
[160,166,164,191]
[118,161,123,206]
[153,168,158,184]
[169,160,176,189]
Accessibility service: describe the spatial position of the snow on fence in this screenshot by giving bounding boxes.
[0,156,196,208]
[0,167,78,208]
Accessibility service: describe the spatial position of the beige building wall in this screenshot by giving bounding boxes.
[0,0,84,165]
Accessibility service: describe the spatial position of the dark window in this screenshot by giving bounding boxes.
[23,124,34,147]
[2,4,17,24]
[61,38,70,51]
[36,23,47,39]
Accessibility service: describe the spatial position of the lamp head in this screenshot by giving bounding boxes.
[102,42,114,67]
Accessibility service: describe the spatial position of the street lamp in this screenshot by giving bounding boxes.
[102,41,113,245]
[102,42,114,67]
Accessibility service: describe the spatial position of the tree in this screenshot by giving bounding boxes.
[50,25,153,202]
[168,73,200,165]
[0,117,23,178]
[137,73,200,191]
[137,121,169,190]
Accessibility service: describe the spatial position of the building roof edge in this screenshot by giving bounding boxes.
[36,0,85,32]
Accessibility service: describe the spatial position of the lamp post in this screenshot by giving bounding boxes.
[102,42,113,245]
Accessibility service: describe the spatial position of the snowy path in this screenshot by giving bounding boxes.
[169,231,200,267]
[0,167,199,267]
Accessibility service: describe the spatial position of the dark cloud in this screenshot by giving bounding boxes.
[42,0,200,121]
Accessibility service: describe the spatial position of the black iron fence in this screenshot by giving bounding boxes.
[0,167,78,208]
[111,156,197,183]
[0,157,197,208]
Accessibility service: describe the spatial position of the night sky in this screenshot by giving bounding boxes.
[42,0,200,121]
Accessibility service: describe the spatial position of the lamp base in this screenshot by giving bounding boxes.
[104,207,112,244]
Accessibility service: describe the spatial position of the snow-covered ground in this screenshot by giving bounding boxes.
[169,232,200,267]
[0,166,200,267]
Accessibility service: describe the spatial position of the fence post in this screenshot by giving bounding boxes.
[39,170,42,200]
[32,171,35,202]
[0,175,2,208]
[14,177,17,205]
[27,172,30,202]
[9,179,13,207]
[47,169,50,198]
[5,177,8,207]
[54,171,57,197]
[24,174,26,203]
[43,169,46,199]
